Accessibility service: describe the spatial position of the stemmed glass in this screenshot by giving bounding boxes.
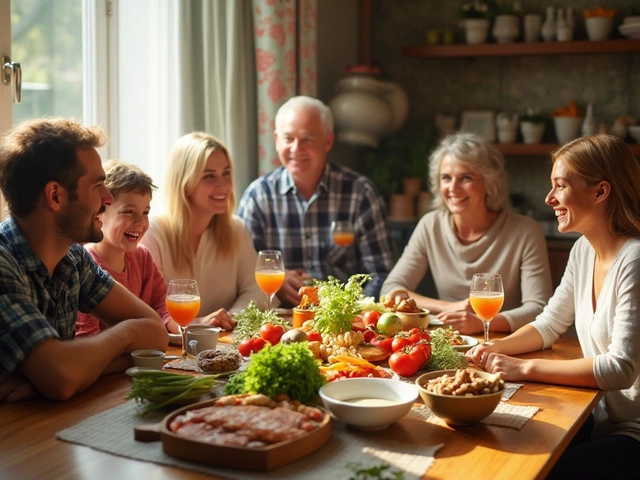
[331,221,355,247]
[469,273,504,343]
[255,250,285,311]
[166,279,201,358]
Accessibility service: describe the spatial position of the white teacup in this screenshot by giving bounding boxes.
[185,326,221,355]
[131,349,165,369]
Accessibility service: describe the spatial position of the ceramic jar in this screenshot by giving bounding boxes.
[556,8,574,42]
[496,112,519,144]
[464,18,490,45]
[541,6,556,42]
[329,66,409,148]
[523,14,542,42]
[492,15,520,43]
[521,122,545,144]
[554,117,583,144]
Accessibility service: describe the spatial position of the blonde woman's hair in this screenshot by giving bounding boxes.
[428,132,509,212]
[159,132,236,273]
[552,134,640,238]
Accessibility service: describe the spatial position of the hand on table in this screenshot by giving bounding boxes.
[437,309,485,335]
[198,309,237,331]
[276,269,311,307]
[0,373,38,403]
[465,343,527,381]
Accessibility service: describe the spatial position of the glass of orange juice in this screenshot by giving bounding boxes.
[255,250,285,311]
[469,273,504,343]
[331,221,355,247]
[166,279,201,358]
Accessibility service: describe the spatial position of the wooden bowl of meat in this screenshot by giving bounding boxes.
[134,393,331,471]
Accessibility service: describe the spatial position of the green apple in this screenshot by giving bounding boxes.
[377,312,402,337]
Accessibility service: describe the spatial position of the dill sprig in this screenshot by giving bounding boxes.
[426,327,467,371]
[232,301,289,346]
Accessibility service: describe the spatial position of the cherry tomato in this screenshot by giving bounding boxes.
[307,331,322,342]
[370,335,393,356]
[259,324,284,345]
[238,339,253,357]
[362,310,381,328]
[388,348,423,377]
[391,336,412,353]
[363,329,377,343]
[250,336,267,353]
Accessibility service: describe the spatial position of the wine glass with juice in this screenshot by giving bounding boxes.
[255,250,285,311]
[166,279,201,358]
[469,273,504,343]
[331,221,355,247]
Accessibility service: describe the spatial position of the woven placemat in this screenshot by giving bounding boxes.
[57,400,442,480]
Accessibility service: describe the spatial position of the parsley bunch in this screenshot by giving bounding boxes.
[426,327,467,372]
[224,342,326,404]
[312,274,370,334]
[232,301,288,346]
[347,462,405,480]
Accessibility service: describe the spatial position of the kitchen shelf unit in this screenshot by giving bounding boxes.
[402,38,640,156]
[401,39,640,59]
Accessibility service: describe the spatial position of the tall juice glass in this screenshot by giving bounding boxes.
[469,273,504,343]
[166,279,201,358]
[255,250,285,310]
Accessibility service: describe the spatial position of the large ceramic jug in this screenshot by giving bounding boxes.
[329,65,409,148]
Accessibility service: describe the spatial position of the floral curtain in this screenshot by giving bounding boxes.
[252,0,317,175]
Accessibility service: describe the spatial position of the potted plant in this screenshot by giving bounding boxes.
[458,1,493,45]
[519,109,549,144]
[492,1,522,43]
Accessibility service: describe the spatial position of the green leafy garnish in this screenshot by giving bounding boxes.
[347,462,405,480]
[313,274,370,334]
[125,370,220,416]
[223,342,326,404]
[426,327,467,371]
[232,301,289,346]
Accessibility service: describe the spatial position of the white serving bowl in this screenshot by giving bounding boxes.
[628,125,640,143]
[319,377,418,430]
[585,17,614,41]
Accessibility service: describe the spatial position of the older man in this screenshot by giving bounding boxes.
[238,96,394,306]
[0,117,168,403]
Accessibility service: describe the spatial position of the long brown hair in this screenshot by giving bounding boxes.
[552,134,640,238]
[158,132,236,273]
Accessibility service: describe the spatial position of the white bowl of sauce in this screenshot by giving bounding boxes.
[318,377,418,430]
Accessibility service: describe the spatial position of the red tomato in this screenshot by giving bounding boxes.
[391,336,412,353]
[408,329,431,344]
[351,317,366,332]
[363,329,377,343]
[412,342,431,366]
[388,348,423,377]
[307,331,322,342]
[238,339,253,357]
[259,324,284,345]
[370,335,393,356]
[363,310,381,328]
[250,337,267,353]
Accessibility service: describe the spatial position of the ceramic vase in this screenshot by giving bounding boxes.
[556,8,574,41]
[554,117,583,144]
[389,193,416,220]
[581,104,596,136]
[496,112,519,144]
[464,18,490,45]
[521,122,545,144]
[492,15,520,43]
[523,14,542,42]
[541,6,556,42]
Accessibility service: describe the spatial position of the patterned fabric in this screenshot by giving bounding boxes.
[253,0,317,175]
[0,218,114,374]
[237,162,394,298]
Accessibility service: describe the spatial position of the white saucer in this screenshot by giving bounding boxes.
[428,314,444,326]
[454,335,479,351]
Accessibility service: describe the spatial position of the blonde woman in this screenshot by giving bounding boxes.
[141,132,264,330]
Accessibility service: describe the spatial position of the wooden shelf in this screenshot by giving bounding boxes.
[495,143,640,156]
[402,39,640,58]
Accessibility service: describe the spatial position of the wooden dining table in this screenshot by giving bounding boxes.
[0,333,601,480]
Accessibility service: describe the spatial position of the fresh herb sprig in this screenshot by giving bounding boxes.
[126,370,220,416]
[224,342,326,404]
[347,462,405,480]
[426,327,467,371]
[232,301,289,346]
[313,274,370,334]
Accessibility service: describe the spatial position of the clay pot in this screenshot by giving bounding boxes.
[389,194,416,220]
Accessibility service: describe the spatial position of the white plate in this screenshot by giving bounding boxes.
[428,314,444,326]
[454,335,479,351]
[168,332,182,345]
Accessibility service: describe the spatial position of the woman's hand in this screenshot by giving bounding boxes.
[437,310,484,334]
[198,309,237,331]
[466,344,529,381]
